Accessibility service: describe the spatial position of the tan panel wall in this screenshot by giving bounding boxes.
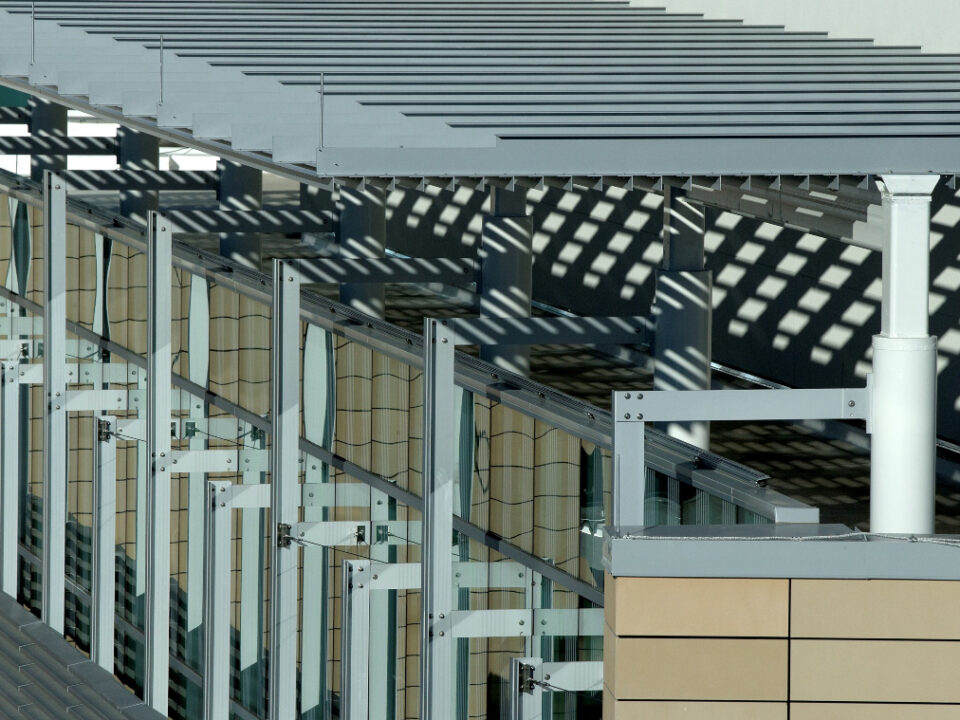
[607,577,789,637]
[791,704,960,719]
[603,690,787,720]
[792,579,960,639]
[606,576,960,715]
[792,640,960,703]
[606,635,788,701]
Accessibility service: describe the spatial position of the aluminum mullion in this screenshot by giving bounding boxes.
[341,560,370,720]
[41,170,66,635]
[90,416,117,674]
[0,362,19,597]
[144,211,172,716]
[420,317,456,720]
[202,480,233,720]
[268,258,300,720]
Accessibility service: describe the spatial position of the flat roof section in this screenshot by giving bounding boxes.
[1,1,960,179]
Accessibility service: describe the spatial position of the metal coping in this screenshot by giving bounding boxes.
[603,525,960,580]
[1,1,959,179]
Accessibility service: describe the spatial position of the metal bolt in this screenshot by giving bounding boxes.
[308,492,314,498]
[220,487,225,493]
[226,458,232,464]
[159,466,165,471]
[624,413,631,420]
[289,276,294,282]
[638,393,644,400]
[372,574,378,580]
[441,337,448,344]
[544,674,551,681]
[55,184,61,190]
[438,631,445,637]
[161,227,167,232]
[54,404,60,410]
[848,400,856,407]
[519,620,525,626]
[160,452,165,457]
[438,613,444,619]
[358,584,364,589]
[541,619,547,626]
[220,501,225,507]
[300,531,305,538]
[638,414,644,420]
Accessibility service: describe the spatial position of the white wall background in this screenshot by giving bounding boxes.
[627,0,960,54]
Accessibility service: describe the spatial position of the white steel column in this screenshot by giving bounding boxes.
[653,186,712,449]
[42,171,66,634]
[480,188,533,376]
[338,185,386,319]
[91,416,117,674]
[0,362,19,597]
[420,317,457,719]
[144,211,172,715]
[871,175,941,534]
[268,259,300,720]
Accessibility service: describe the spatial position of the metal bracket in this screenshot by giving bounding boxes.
[277,523,292,548]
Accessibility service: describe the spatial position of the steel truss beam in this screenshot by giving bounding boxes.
[453,315,653,347]
[297,256,478,286]
[62,169,218,192]
[0,135,117,155]
[165,205,330,234]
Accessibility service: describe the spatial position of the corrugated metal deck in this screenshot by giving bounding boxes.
[0,592,162,719]
[1,1,959,180]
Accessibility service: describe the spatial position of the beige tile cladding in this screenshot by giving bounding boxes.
[791,640,960,703]
[605,576,789,637]
[602,690,787,720]
[791,704,960,719]
[605,634,788,701]
[792,579,960,639]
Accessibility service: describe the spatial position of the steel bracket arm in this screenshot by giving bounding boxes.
[611,382,873,530]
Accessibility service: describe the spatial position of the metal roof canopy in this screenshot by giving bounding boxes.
[1,1,960,184]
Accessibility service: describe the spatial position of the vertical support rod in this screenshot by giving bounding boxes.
[479,188,533,376]
[144,211,172,715]
[509,657,544,720]
[340,560,371,720]
[41,170,66,634]
[203,481,232,720]
[268,259,300,720]
[0,362,20,597]
[91,416,117,674]
[653,186,712,449]
[420,317,457,720]
[611,396,646,530]
[337,186,386,320]
[871,175,940,534]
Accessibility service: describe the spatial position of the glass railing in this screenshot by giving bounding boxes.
[0,174,818,720]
